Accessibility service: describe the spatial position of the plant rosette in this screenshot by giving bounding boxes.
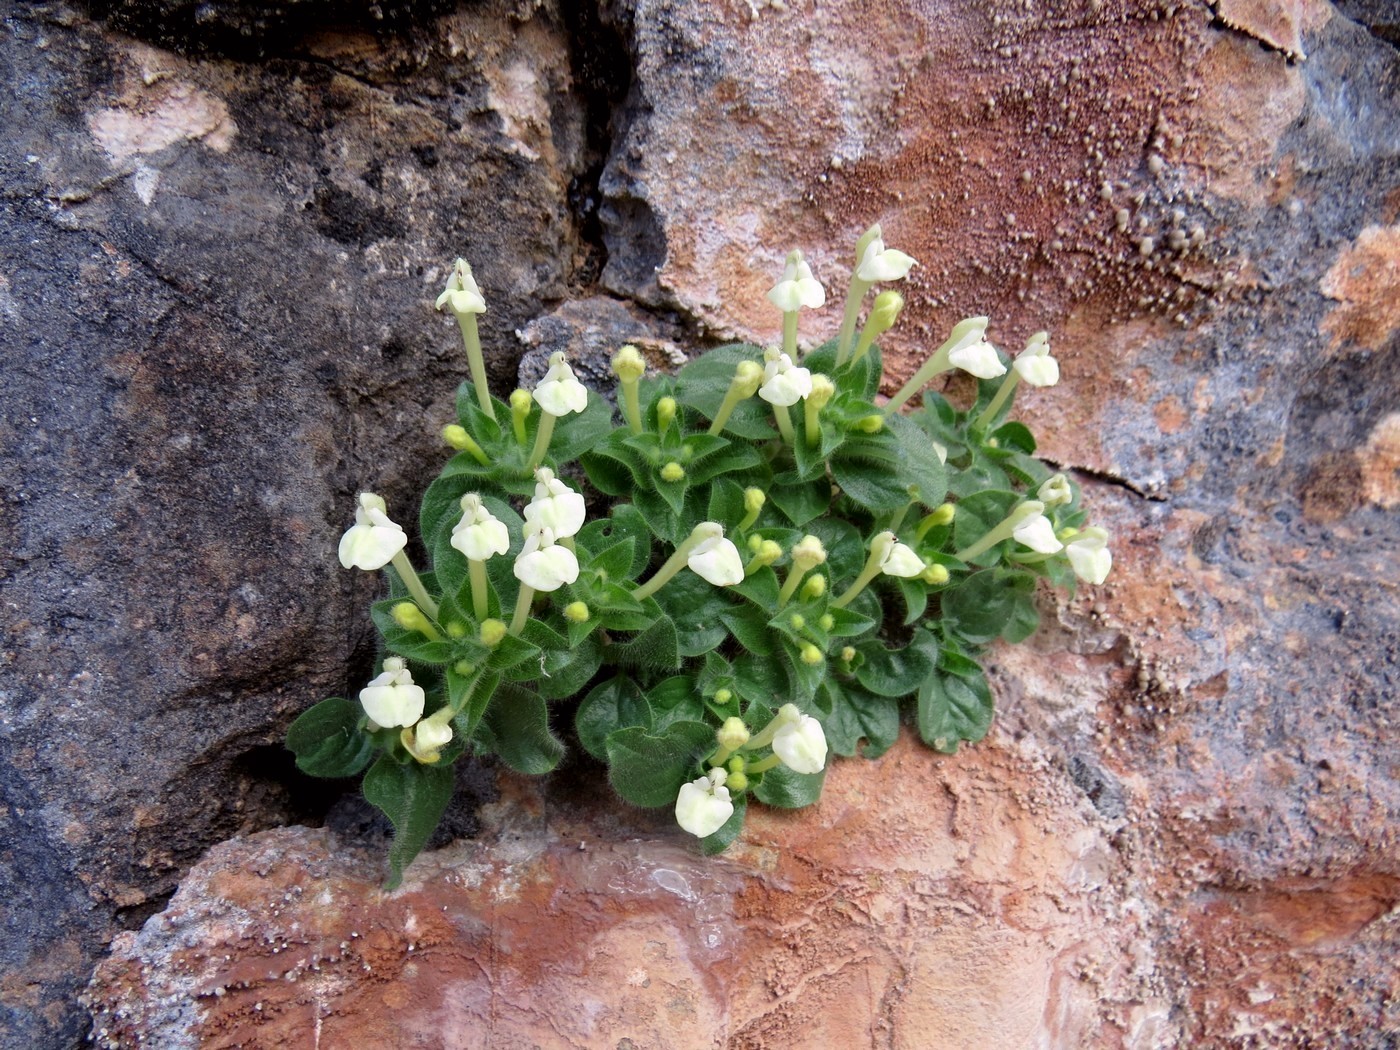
[287,229,1113,887]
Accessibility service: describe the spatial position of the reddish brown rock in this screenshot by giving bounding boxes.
[87,733,1147,1049]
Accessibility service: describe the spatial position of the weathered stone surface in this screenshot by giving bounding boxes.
[87,732,1146,1049]
[0,3,588,1044]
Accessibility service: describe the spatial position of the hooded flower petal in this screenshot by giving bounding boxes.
[948,335,1008,380]
[758,348,813,407]
[1012,331,1058,387]
[513,524,580,592]
[523,467,587,539]
[434,259,486,315]
[688,529,744,587]
[359,657,425,728]
[772,714,828,774]
[451,493,511,561]
[855,235,917,283]
[879,540,925,578]
[766,249,826,312]
[1065,526,1112,584]
[1037,473,1073,507]
[533,351,589,417]
[675,769,734,838]
[338,492,408,571]
[1011,504,1063,554]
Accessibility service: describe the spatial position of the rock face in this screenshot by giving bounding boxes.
[1,0,1397,1046]
[87,734,1144,1049]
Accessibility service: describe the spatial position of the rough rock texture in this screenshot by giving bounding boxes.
[0,2,594,1044]
[87,733,1147,1049]
[0,0,1396,1045]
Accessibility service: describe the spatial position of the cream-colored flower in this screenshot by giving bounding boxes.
[523,467,587,539]
[338,492,408,571]
[772,714,828,775]
[402,716,453,764]
[1012,331,1058,387]
[1037,474,1073,507]
[533,351,589,417]
[513,523,580,592]
[880,539,925,578]
[434,258,486,315]
[451,494,511,561]
[948,334,1007,380]
[855,232,916,283]
[1065,526,1112,584]
[766,249,826,312]
[687,525,744,587]
[675,768,734,838]
[1011,501,1063,554]
[758,348,813,407]
[359,657,425,728]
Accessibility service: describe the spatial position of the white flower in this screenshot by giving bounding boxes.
[675,768,734,838]
[338,492,408,571]
[451,494,511,561]
[533,351,589,417]
[687,524,744,587]
[434,259,486,315]
[880,540,925,578]
[402,716,453,764]
[772,714,828,774]
[513,523,580,592]
[1065,526,1112,585]
[766,249,826,312]
[1011,501,1063,554]
[523,468,587,539]
[1012,331,1058,387]
[1037,474,1073,507]
[758,348,813,407]
[359,657,425,728]
[948,334,1007,380]
[855,232,917,283]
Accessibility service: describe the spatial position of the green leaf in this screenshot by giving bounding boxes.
[884,412,948,510]
[942,568,1038,644]
[646,675,708,731]
[753,764,826,808]
[991,420,1036,454]
[700,793,747,855]
[675,344,776,440]
[855,630,937,697]
[609,615,681,670]
[487,632,543,680]
[821,681,900,758]
[362,755,455,890]
[605,721,717,807]
[917,654,994,753]
[447,666,499,741]
[768,479,831,526]
[720,604,775,656]
[538,633,603,700]
[576,676,652,760]
[549,395,616,462]
[586,537,637,582]
[829,450,909,511]
[951,490,1020,562]
[476,683,564,774]
[579,506,652,578]
[286,697,375,778]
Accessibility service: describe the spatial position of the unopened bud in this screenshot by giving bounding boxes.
[806,374,835,410]
[656,396,678,431]
[480,618,508,647]
[510,388,533,414]
[660,461,686,482]
[840,646,857,663]
[801,573,827,600]
[442,424,471,450]
[754,539,782,567]
[929,502,956,526]
[727,755,746,775]
[563,601,590,623]
[747,533,765,553]
[717,716,750,750]
[818,613,835,631]
[446,621,468,639]
[611,344,646,382]
[854,414,884,434]
[800,643,824,666]
[714,688,733,705]
[870,290,905,331]
[726,771,749,792]
[789,613,806,630]
[744,487,766,514]
[790,535,828,572]
[453,660,476,676]
[921,563,950,585]
[732,360,764,398]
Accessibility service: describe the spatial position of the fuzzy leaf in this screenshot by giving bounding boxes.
[362,755,455,890]
[821,681,900,759]
[605,721,717,807]
[576,676,652,760]
[476,683,564,774]
[917,654,994,753]
[753,764,826,809]
[286,697,375,779]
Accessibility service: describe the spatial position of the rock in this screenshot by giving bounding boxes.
[86,732,1144,1049]
[0,3,588,1044]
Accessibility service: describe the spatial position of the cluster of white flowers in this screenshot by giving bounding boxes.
[358,657,454,764]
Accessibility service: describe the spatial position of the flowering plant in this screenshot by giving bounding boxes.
[287,229,1111,886]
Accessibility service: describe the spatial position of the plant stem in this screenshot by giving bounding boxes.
[972,371,1019,432]
[527,412,557,471]
[390,551,439,620]
[834,279,871,367]
[772,402,795,445]
[468,558,489,621]
[457,313,496,421]
[509,583,535,635]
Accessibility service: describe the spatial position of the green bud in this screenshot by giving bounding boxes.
[840,646,857,663]
[611,344,646,382]
[806,373,835,410]
[744,487,766,514]
[854,414,884,434]
[921,563,950,585]
[789,613,806,630]
[714,688,733,705]
[818,613,835,631]
[869,290,905,331]
[930,502,956,526]
[726,771,749,792]
[391,602,440,641]
[732,360,764,398]
[445,621,468,639]
[660,461,686,482]
[717,716,750,750]
[453,660,476,676]
[563,601,590,623]
[480,618,508,647]
[747,533,765,553]
[442,424,471,450]
[510,388,533,414]
[801,573,827,600]
[800,643,824,666]
[656,396,678,431]
[727,755,746,775]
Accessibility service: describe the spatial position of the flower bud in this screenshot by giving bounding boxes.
[714,688,733,705]
[799,643,824,666]
[869,290,905,331]
[442,424,472,450]
[805,373,835,410]
[611,344,646,382]
[656,395,678,431]
[391,602,436,638]
[920,563,951,585]
[732,360,764,398]
[717,717,750,751]
[818,613,835,631]
[801,574,827,600]
[725,771,749,792]
[564,601,590,623]
[853,414,884,434]
[841,646,857,663]
[744,487,766,515]
[928,502,956,527]
[510,388,533,416]
[480,619,508,647]
[747,533,765,553]
[446,622,468,639]
[789,613,806,630]
[790,535,828,573]
[660,461,686,482]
